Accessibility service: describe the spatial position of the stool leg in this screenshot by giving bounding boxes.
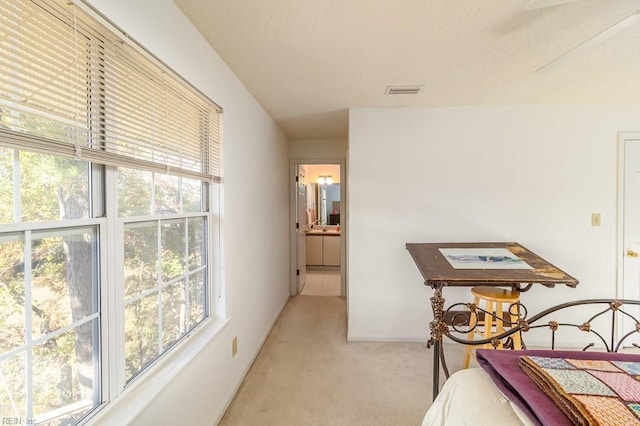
[463,296,479,369]
[510,302,522,350]
[495,301,504,349]
[483,300,494,349]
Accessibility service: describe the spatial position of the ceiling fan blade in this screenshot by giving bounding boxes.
[525,0,580,10]
[536,10,640,72]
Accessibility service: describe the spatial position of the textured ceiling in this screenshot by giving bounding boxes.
[174,0,640,139]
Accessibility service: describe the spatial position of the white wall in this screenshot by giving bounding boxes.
[348,105,640,341]
[289,138,348,159]
[84,1,290,424]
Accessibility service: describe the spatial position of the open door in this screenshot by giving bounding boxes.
[296,165,307,293]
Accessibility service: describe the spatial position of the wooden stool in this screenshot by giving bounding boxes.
[462,286,522,369]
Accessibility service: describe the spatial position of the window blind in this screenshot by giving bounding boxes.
[0,0,222,182]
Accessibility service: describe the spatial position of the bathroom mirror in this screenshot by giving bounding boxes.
[306,183,340,226]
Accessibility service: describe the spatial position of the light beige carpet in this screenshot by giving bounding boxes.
[300,270,341,296]
[220,296,466,426]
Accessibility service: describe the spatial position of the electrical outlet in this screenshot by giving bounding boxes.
[232,336,238,357]
[591,213,601,227]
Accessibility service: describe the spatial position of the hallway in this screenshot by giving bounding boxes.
[300,269,341,296]
[219,296,435,425]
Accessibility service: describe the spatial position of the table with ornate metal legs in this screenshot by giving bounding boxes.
[406,242,579,400]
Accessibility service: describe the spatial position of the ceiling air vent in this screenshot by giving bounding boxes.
[385,85,422,95]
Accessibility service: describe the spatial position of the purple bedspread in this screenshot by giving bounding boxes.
[476,349,640,426]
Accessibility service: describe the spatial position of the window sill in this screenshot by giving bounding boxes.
[87,316,230,425]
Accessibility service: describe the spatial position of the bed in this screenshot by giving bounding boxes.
[422,299,640,425]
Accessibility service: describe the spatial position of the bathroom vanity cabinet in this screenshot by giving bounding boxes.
[306,233,341,266]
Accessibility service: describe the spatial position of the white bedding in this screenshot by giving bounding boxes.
[422,368,535,426]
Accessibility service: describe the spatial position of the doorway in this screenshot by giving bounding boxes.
[617,134,640,335]
[290,160,345,298]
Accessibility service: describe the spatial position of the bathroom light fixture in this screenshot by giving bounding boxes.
[317,175,333,185]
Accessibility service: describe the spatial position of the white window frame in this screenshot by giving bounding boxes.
[0,0,225,420]
[97,167,224,422]
[0,152,221,424]
[0,221,103,423]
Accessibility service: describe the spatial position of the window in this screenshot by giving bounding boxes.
[0,150,100,424]
[119,168,208,381]
[0,0,222,424]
